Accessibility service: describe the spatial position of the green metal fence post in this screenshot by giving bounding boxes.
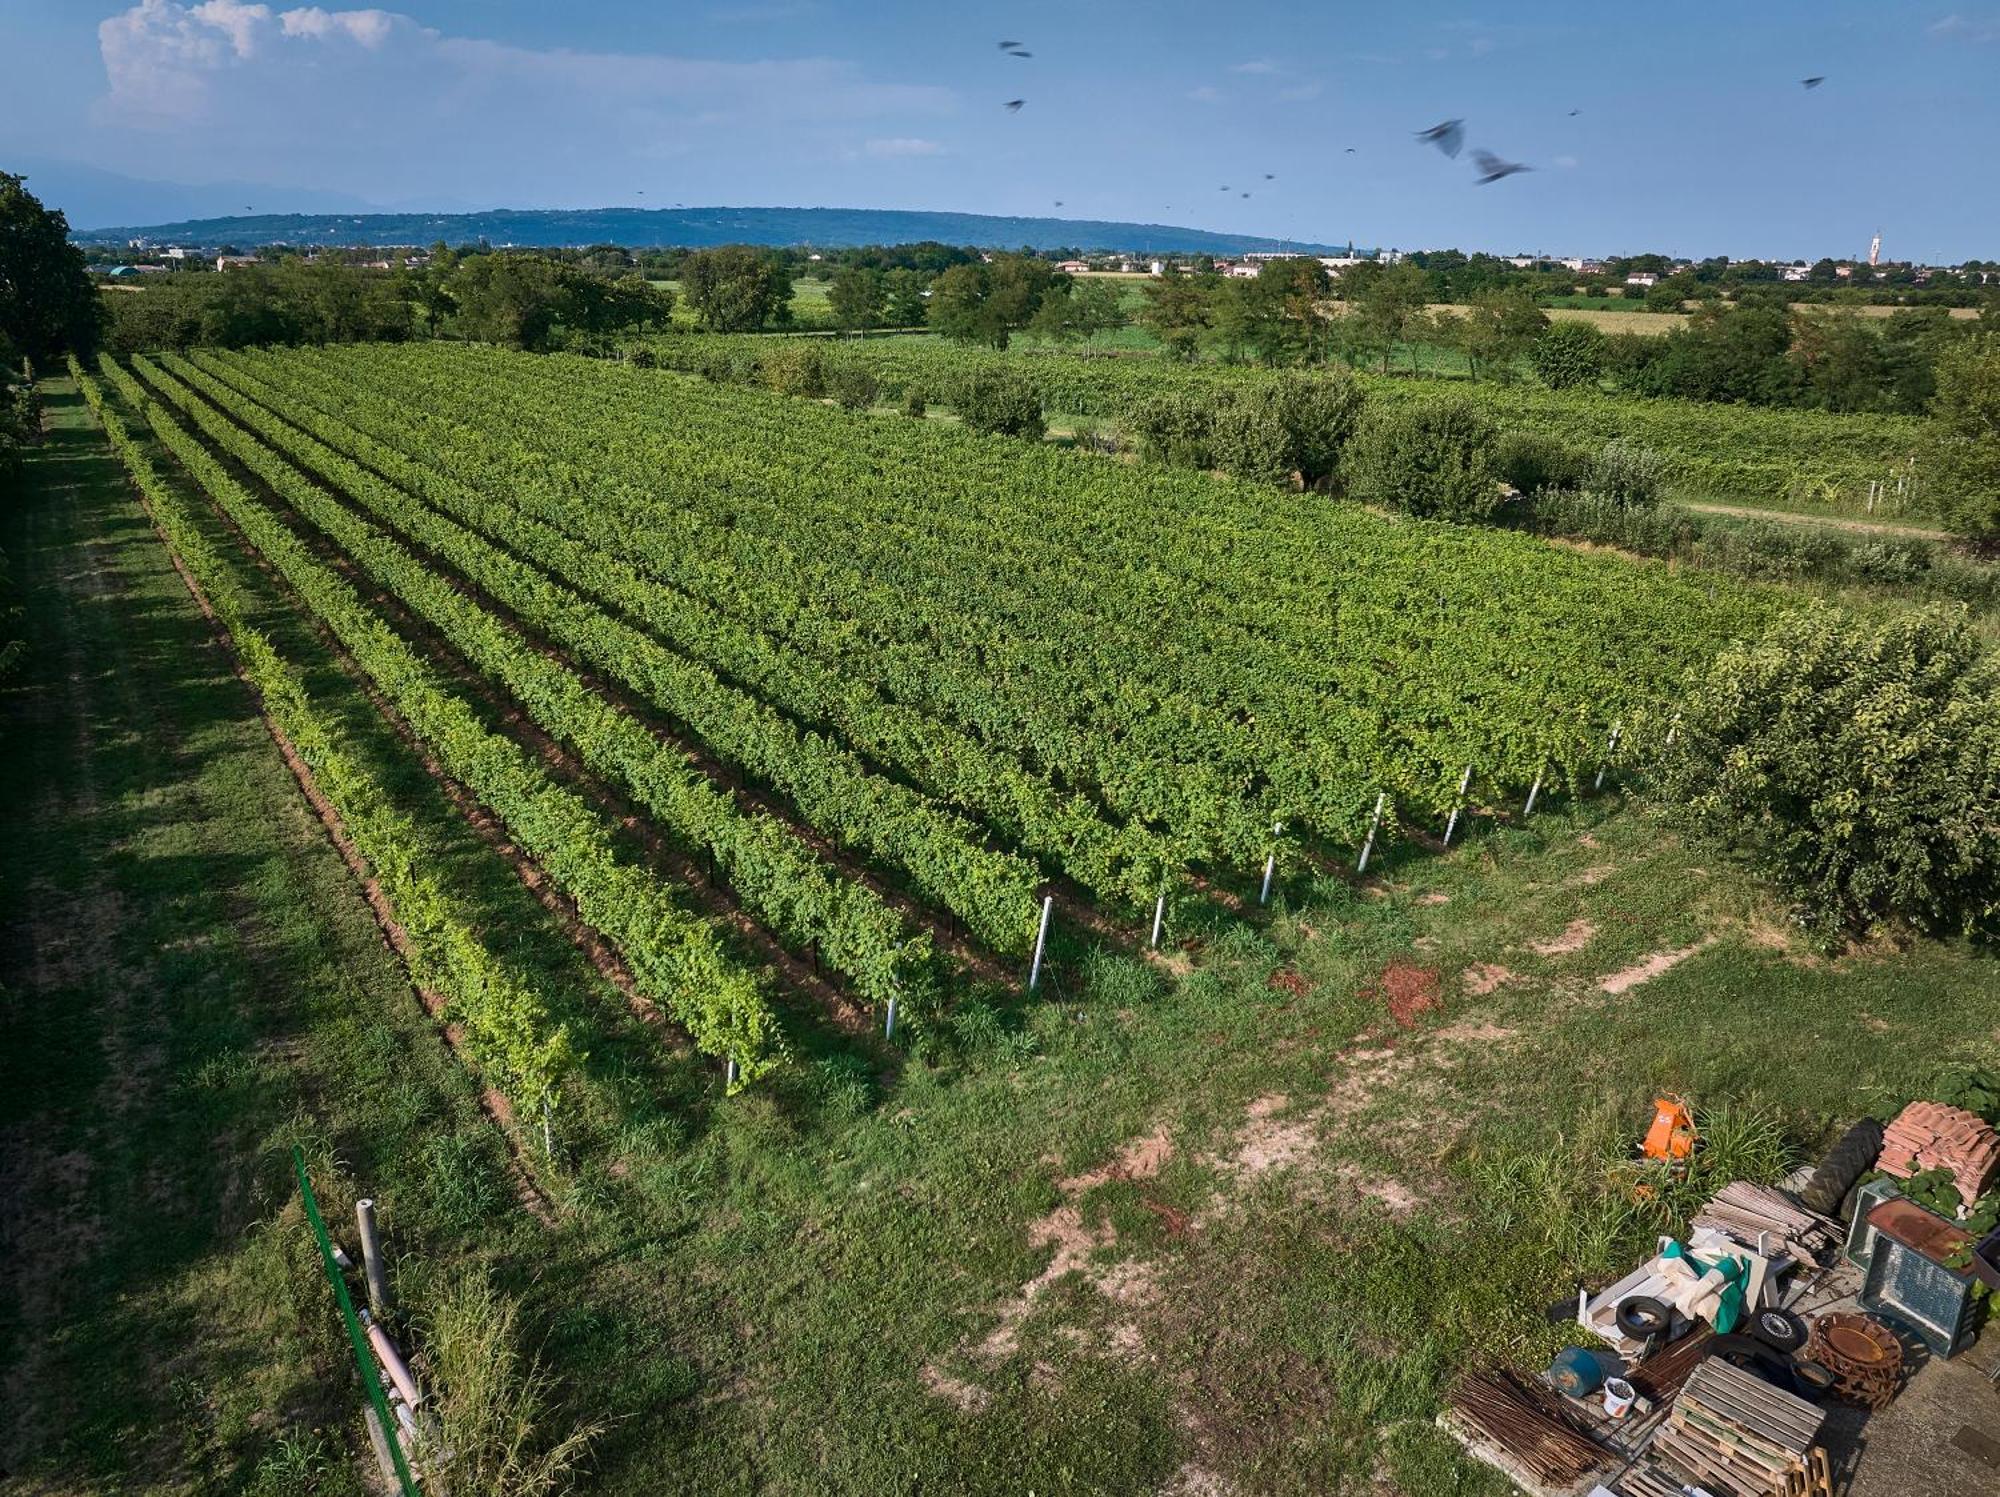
[292,1146,421,1497]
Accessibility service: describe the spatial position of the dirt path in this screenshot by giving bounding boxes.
[1678,498,1952,540]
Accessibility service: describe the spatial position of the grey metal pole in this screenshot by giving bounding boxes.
[1522,768,1545,818]
[355,1198,393,1319]
[1442,764,1473,848]
[1594,724,1622,792]
[1257,823,1284,906]
[1355,792,1387,874]
[1027,895,1054,991]
[1149,891,1165,949]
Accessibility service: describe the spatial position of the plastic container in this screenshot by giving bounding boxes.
[1602,1377,1637,1418]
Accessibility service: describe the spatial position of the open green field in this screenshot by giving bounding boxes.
[6,346,1997,1497]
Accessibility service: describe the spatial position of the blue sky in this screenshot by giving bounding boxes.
[3,1,1997,259]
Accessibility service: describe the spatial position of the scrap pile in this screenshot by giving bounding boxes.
[1437,1091,2000,1497]
[1803,1311,1903,1411]
[1876,1101,2000,1205]
[1445,1368,1607,1487]
[1692,1182,1841,1267]
[1651,1358,1827,1497]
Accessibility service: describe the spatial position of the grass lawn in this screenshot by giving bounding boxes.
[9,375,1998,1495]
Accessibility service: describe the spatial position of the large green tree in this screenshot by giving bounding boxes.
[680,245,793,332]
[1930,333,2000,537]
[827,265,887,337]
[0,171,101,362]
[927,255,1064,350]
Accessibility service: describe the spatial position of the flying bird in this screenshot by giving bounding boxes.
[1344,147,1356,153]
[1568,109,1581,116]
[1470,149,1531,184]
[1802,76,1825,89]
[1241,192,1250,198]
[1004,99,1025,112]
[1219,184,1230,191]
[1263,173,1275,180]
[1054,200,1064,206]
[998,40,1020,49]
[1416,119,1465,158]
[1008,49,1032,57]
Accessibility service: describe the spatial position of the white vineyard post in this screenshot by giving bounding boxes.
[1150,890,1166,949]
[1523,766,1546,818]
[541,1098,553,1157]
[725,1057,738,1090]
[1027,894,1054,991]
[1259,822,1283,906]
[1442,764,1473,848]
[1356,793,1387,875]
[1665,711,1683,749]
[884,992,898,1040]
[1594,723,1622,793]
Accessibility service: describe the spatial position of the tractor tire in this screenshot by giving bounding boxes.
[1838,1179,1865,1224]
[1798,1119,1884,1217]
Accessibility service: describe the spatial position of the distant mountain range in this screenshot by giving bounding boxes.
[72,203,1346,256]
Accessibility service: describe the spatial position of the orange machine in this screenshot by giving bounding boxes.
[1641,1096,1698,1164]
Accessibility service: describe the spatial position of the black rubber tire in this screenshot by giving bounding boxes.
[1838,1178,1866,1225]
[1616,1296,1673,1341]
[1798,1118,1885,1216]
[1747,1307,1809,1354]
[1793,1360,1838,1397]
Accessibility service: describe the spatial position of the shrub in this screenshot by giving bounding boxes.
[827,361,879,411]
[1585,439,1669,508]
[900,387,927,419]
[1531,320,1608,390]
[952,365,1046,439]
[761,341,828,398]
[1258,370,1367,489]
[1129,392,1213,469]
[625,345,657,370]
[1494,431,1592,496]
[1656,606,2000,944]
[1207,393,1293,485]
[1342,398,1503,522]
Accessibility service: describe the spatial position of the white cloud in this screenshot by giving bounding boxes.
[279,7,400,47]
[1553,154,1579,169]
[1230,59,1278,74]
[1929,12,2000,40]
[1277,82,1322,102]
[91,1,956,203]
[1188,85,1222,103]
[863,137,944,158]
[191,1,270,58]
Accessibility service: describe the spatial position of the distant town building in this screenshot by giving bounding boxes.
[1781,263,1811,281]
[1148,259,1165,275]
[1222,262,1260,278]
[1624,271,1659,288]
[215,255,261,271]
[1055,259,1089,273]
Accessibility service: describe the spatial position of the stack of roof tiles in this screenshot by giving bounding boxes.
[1877,1101,2000,1207]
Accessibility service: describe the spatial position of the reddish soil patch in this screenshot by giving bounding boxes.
[1266,967,1311,998]
[1368,961,1443,1028]
[1530,918,1598,956]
